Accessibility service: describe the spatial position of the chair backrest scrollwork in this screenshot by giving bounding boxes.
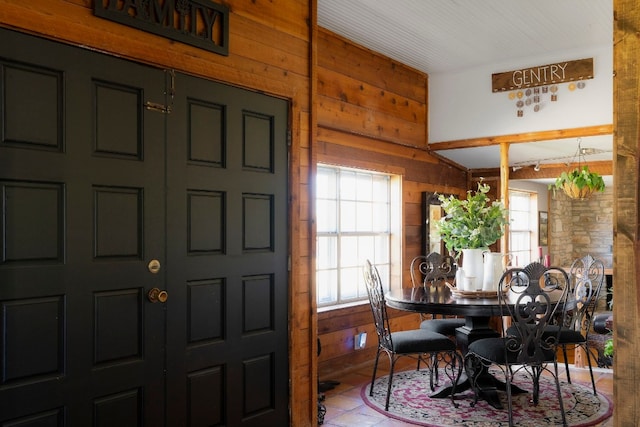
[363,260,393,351]
[499,261,570,364]
[567,254,606,333]
[410,252,456,287]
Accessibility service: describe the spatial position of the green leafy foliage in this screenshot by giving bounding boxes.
[604,338,614,357]
[549,165,606,195]
[434,183,509,257]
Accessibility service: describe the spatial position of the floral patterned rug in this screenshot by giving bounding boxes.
[361,369,612,426]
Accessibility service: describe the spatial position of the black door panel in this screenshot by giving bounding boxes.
[0,28,289,426]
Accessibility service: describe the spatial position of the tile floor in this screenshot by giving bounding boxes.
[318,359,613,427]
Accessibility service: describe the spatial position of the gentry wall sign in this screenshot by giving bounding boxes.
[94,0,229,56]
[492,58,593,92]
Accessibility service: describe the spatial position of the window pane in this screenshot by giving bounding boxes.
[510,231,529,250]
[510,192,529,210]
[373,202,389,231]
[317,236,337,269]
[316,269,337,304]
[358,235,376,266]
[316,167,336,199]
[340,200,357,231]
[316,199,337,232]
[356,201,373,232]
[356,173,373,201]
[340,266,360,300]
[510,210,529,230]
[316,164,396,307]
[341,170,357,200]
[372,175,388,202]
[341,236,360,268]
[374,235,389,263]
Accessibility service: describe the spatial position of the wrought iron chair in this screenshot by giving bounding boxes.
[506,256,606,393]
[363,259,463,411]
[554,254,605,394]
[410,253,465,336]
[410,253,465,376]
[464,262,570,427]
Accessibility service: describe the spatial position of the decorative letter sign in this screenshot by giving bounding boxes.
[492,58,594,117]
[94,0,229,56]
[491,58,593,92]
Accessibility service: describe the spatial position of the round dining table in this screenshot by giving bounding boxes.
[385,285,570,409]
[386,285,506,352]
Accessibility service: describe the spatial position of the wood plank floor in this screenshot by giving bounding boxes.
[319,359,613,427]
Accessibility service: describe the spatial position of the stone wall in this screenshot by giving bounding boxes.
[549,186,613,311]
[549,186,613,269]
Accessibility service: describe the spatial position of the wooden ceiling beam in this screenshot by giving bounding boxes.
[470,159,613,180]
[428,124,613,151]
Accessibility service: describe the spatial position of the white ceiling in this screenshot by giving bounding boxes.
[317,0,612,75]
[317,0,613,179]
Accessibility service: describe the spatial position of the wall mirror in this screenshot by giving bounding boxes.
[422,191,448,256]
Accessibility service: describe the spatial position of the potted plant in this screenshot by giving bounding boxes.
[434,183,509,288]
[549,165,605,200]
[435,183,509,255]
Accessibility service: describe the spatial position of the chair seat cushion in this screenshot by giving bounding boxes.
[506,324,586,344]
[420,318,465,335]
[593,311,613,334]
[468,337,556,363]
[544,325,586,344]
[390,329,456,353]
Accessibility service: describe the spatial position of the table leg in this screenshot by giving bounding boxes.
[469,367,527,409]
[430,364,527,409]
[455,316,499,354]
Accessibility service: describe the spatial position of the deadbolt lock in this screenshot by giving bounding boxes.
[148,287,168,303]
[148,259,161,274]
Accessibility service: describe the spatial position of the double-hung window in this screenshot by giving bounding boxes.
[508,189,538,266]
[316,164,398,308]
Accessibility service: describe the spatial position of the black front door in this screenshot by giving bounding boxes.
[163,73,289,426]
[0,28,289,426]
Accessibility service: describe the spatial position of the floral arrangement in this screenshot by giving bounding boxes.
[435,183,509,256]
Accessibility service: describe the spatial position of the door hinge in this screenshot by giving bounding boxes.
[287,130,292,147]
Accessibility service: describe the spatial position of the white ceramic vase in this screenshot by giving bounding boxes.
[461,248,484,291]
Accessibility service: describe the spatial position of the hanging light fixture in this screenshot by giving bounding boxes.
[549,138,606,200]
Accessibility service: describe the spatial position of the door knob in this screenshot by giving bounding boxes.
[148,287,168,303]
[148,259,161,274]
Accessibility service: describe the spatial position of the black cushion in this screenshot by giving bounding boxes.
[593,311,613,334]
[506,324,586,344]
[468,336,556,364]
[420,318,465,335]
[390,329,456,353]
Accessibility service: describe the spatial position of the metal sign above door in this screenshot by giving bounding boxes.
[94,0,229,56]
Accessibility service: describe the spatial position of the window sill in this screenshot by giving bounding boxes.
[318,300,369,314]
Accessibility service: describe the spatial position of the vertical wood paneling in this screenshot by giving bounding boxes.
[315,30,468,381]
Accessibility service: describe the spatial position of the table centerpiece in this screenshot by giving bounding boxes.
[435,183,509,291]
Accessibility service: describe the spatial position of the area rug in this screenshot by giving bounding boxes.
[361,369,612,426]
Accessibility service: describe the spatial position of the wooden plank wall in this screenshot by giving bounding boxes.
[613,1,639,425]
[0,1,316,425]
[315,28,468,379]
